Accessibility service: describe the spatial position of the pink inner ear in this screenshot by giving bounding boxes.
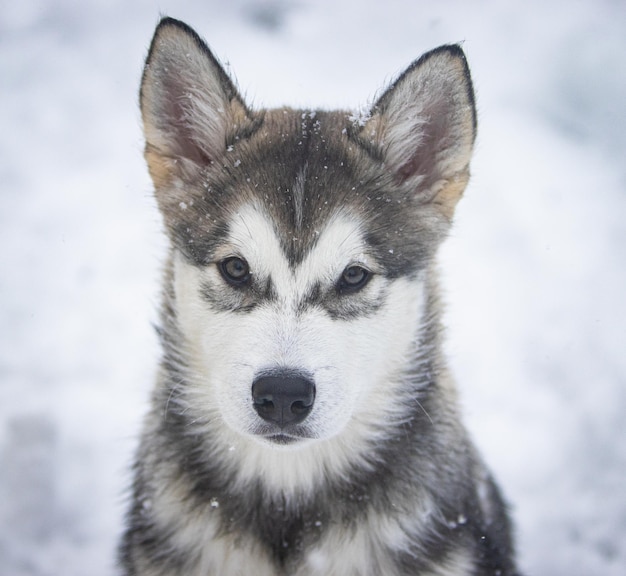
[372,47,476,189]
[396,109,451,184]
[154,74,212,165]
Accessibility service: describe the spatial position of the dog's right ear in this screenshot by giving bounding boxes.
[140,17,257,189]
[353,45,476,220]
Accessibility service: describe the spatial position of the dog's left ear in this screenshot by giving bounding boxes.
[140,17,257,191]
[356,45,476,219]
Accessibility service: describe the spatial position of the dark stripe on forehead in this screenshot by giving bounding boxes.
[292,164,307,231]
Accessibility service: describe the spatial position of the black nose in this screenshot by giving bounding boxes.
[251,372,315,427]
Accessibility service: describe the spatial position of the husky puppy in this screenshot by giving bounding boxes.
[120,17,519,576]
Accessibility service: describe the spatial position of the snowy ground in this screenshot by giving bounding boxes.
[1,1,625,574]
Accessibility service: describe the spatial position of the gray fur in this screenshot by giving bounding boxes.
[120,16,520,576]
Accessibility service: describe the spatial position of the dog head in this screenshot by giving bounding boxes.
[140,18,475,452]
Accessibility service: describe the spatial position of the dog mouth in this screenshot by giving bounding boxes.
[265,433,301,446]
[252,426,314,446]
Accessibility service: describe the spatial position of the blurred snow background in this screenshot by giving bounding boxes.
[1,0,625,574]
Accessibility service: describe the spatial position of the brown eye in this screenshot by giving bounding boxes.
[219,257,250,286]
[338,265,370,294]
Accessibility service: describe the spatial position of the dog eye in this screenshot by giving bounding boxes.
[219,257,250,286]
[338,265,370,293]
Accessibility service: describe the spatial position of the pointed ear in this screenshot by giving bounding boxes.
[140,17,258,189]
[356,45,476,218]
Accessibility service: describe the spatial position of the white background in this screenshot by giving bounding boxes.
[1,1,625,574]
